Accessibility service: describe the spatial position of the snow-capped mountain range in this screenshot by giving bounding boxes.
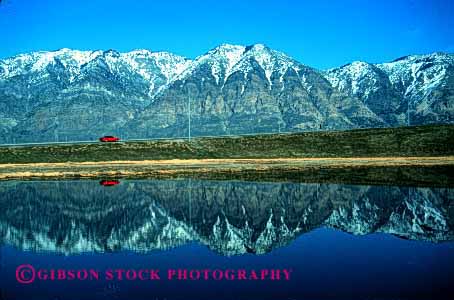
[0,44,453,142]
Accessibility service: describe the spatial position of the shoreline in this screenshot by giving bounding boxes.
[1,156,453,187]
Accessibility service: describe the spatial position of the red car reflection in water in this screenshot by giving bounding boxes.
[99,136,120,142]
[99,180,120,186]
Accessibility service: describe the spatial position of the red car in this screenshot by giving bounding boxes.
[99,135,120,142]
[99,180,120,186]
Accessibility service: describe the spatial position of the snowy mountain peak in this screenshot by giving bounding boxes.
[171,44,242,85]
[324,61,382,94]
[377,52,454,104]
[209,43,246,54]
[103,49,121,57]
[0,48,103,78]
[390,52,453,63]
[245,43,268,52]
[125,49,153,56]
[378,52,454,74]
[173,43,301,86]
[0,48,191,95]
[209,44,245,67]
[326,61,375,75]
[231,43,301,85]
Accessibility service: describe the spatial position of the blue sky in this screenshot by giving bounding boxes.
[1,0,453,69]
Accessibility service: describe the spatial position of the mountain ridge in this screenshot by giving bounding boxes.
[0,44,453,142]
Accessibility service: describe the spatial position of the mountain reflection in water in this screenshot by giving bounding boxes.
[0,179,452,255]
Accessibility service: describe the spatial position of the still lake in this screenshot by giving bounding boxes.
[0,179,453,299]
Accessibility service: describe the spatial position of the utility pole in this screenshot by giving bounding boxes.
[188,95,191,141]
[407,99,410,126]
[54,119,59,142]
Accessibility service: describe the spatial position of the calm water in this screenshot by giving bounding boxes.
[0,179,453,299]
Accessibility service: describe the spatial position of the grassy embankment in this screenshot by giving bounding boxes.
[0,124,453,185]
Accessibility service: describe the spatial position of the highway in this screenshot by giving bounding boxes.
[0,140,99,148]
[0,131,299,148]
